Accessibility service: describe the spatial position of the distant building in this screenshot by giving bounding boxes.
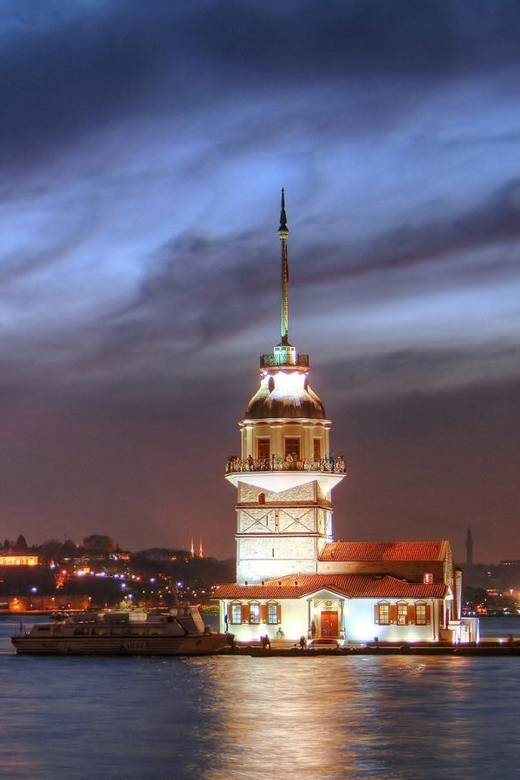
[216,193,478,644]
[0,554,39,566]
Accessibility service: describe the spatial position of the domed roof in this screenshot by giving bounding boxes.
[245,370,327,420]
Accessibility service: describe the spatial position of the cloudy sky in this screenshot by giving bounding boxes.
[1,1,519,563]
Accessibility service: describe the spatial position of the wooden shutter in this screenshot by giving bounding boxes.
[389,604,398,624]
[227,604,232,623]
[374,604,379,624]
[407,604,415,624]
[425,604,431,625]
[276,603,282,624]
[260,604,267,623]
[241,604,250,623]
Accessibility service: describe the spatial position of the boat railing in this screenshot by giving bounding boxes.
[225,455,346,475]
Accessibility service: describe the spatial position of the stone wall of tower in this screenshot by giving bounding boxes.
[237,536,319,583]
[234,477,334,583]
[238,482,317,503]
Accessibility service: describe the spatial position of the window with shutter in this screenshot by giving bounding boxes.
[415,602,427,625]
[267,602,280,625]
[397,602,408,625]
[230,603,242,625]
[376,602,390,625]
[249,603,260,624]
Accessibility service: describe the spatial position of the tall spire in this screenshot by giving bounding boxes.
[466,528,473,567]
[278,188,290,345]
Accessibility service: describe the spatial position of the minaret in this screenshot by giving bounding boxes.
[466,528,473,567]
[226,191,346,584]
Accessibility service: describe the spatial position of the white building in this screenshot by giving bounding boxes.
[216,192,478,645]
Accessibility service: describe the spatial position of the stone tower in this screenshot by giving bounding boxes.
[225,191,346,584]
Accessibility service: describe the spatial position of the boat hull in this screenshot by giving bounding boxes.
[12,633,233,656]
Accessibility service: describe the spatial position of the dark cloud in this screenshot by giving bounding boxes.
[0,1,519,561]
[102,177,520,359]
[3,1,520,165]
[293,177,520,304]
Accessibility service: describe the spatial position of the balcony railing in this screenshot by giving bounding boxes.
[260,353,309,368]
[225,455,346,474]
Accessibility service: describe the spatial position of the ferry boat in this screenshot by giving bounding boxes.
[11,606,233,656]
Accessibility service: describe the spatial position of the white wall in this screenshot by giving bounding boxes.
[220,596,440,644]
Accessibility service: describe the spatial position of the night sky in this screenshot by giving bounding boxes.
[1,1,519,563]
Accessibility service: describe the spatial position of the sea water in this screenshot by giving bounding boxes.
[0,616,519,780]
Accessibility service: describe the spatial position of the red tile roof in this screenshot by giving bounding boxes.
[319,541,445,562]
[214,573,447,601]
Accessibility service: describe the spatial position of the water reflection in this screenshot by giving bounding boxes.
[1,611,520,780]
[201,655,520,780]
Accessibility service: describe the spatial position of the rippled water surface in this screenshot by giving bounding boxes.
[1,616,520,779]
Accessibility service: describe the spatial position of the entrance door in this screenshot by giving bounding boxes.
[321,610,339,638]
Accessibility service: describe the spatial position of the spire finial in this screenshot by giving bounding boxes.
[278,189,290,344]
[278,188,289,237]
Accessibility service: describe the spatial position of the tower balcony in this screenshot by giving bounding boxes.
[260,350,309,368]
[225,454,346,494]
[225,455,346,475]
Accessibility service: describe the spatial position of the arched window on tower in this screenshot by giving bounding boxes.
[284,437,300,461]
[258,493,266,505]
[257,438,270,461]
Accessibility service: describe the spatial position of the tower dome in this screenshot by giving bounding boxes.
[245,370,326,419]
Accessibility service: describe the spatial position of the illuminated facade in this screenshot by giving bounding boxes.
[0,555,39,566]
[217,193,476,645]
